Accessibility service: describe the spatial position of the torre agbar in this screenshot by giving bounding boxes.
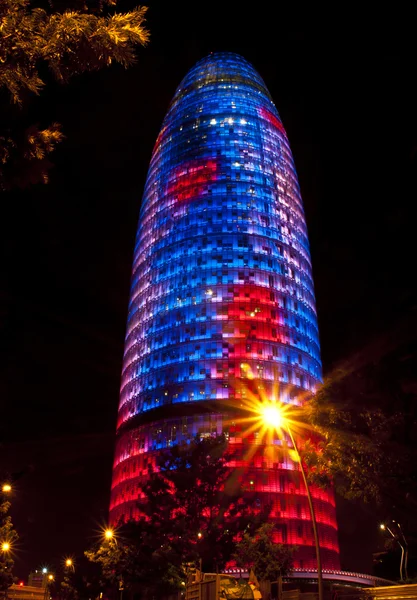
[110,52,340,570]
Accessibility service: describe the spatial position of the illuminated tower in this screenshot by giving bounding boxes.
[110,52,340,570]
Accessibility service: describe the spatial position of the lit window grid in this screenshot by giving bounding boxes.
[110,415,340,570]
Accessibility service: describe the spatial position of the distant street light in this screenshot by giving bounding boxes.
[104,529,114,541]
[380,523,405,581]
[2,484,12,493]
[259,400,323,600]
[64,558,75,572]
[1,542,10,552]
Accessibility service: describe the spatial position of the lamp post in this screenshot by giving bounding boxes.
[1,542,11,600]
[260,402,323,600]
[393,521,408,580]
[380,523,406,581]
[44,574,54,600]
[103,529,124,600]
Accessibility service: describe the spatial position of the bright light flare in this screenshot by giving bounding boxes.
[218,359,312,468]
[261,404,283,429]
[64,557,75,570]
[1,542,10,552]
[102,526,119,545]
[2,484,11,493]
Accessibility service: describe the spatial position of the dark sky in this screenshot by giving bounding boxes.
[1,1,416,581]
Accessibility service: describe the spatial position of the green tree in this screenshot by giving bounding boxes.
[0,0,149,190]
[85,519,184,600]
[57,567,79,600]
[139,434,269,573]
[86,435,270,598]
[234,523,295,598]
[0,485,19,593]
[302,314,417,519]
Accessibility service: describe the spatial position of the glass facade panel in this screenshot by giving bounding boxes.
[110,52,340,570]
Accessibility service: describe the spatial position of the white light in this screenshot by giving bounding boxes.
[240,119,247,125]
[228,118,233,125]
[210,119,216,125]
[262,405,283,428]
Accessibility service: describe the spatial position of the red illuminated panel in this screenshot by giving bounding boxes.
[259,107,287,136]
[167,159,218,202]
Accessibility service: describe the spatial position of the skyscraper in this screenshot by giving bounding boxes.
[110,52,340,570]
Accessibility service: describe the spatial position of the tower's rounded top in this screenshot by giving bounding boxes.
[171,51,273,105]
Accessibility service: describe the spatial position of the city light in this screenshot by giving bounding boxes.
[2,484,12,493]
[64,557,75,571]
[1,542,10,552]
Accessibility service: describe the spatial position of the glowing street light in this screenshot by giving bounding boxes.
[259,400,323,600]
[64,557,75,572]
[2,484,12,493]
[1,542,10,552]
[102,527,118,547]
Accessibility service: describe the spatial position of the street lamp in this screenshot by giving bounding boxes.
[103,528,123,600]
[260,401,323,600]
[2,484,12,494]
[380,523,406,581]
[64,558,75,572]
[394,521,409,580]
[1,542,10,552]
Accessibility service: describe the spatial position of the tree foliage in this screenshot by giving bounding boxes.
[86,435,270,597]
[233,523,295,582]
[0,0,149,190]
[85,517,186,599]
[138,434,269,573]
[302,312,417,523]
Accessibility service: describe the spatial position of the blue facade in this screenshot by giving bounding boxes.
[110,52,340,570]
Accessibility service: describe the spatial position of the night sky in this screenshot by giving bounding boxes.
[1,2,416,581]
